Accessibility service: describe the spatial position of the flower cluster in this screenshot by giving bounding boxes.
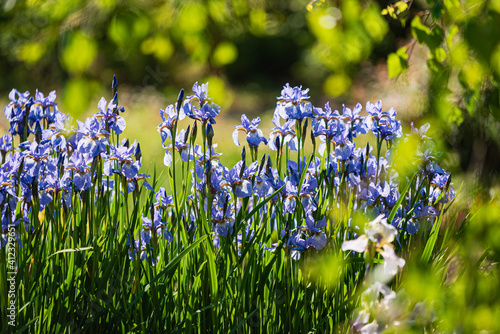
[155,82,455,262]
[1,79,455,269]
[1,77,158,252]
[1,78,458,333]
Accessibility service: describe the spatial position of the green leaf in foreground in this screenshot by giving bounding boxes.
[388,172,416,224]
[47,247,93,259]
[120,234,208,320]
[388,46,409,79]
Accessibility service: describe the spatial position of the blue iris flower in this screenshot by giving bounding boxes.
[76,117,109,158]
[189,82,209,104]
[227,161,253,198]
[232,114,268,149]
[64,151,93,192]
[95,97,127,135]
[126,234,159,266]
[141,212,173,243]
[4,89,30,136]
[104,141,141,179]
[359,181,390,206]
[211,202,234,238]
[155,187,174,209]
[253,172,274,198]
[342,103,368,138]
[283,181,301,214]
[38,175,61,209]
[299,214,327,251]
[42,122,68,153]
[264,228,307,260]
[1,207,24,248]
[193,144,222,179]
[429,173,455,203]
[276,83,313,121]
[183,82,221,124]
[312,102,340,134]
[316,118,350,156]
[0,134,12,155]
[163,129,193,167]
[409,122,431,141]
[418,149,445,177]
[22,140,55,184]
[366,101,402,141]
[29,90,57,127]
[268,112,297,151]
[335,140,355,162]
[157,103,186,147]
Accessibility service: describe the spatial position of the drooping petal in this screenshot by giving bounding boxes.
[379,244,405,277]
[307,232,327,250]
[111,116,126,135]
[234,180,253,198]
[164,150,173,167]
[341,235,369,253]
[232,129,241,146]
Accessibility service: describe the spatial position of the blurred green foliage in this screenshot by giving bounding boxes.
[0,0,399,116]
[381,0,500,183]
[396,195,500,332]
[307,0,388,95]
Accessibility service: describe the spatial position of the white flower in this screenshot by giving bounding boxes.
[341,215,405,280]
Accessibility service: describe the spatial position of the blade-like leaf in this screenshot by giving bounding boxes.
[120,234,208,319]
[47,247,93,259]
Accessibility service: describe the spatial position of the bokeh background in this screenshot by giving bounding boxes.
[2,1,500,330]
[1,0,500,190]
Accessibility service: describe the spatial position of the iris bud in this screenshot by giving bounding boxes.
[239,159,246,179]
[207,123,214,147]
[177,89,185,113]
[258,154,266,175]
[302,119,308,141]
[184,125,191,143]
[135,143,142,161]
[241,146,246,163]
[275,136,280,154]
[191,121,198,142]
[112,92,118,107]
[112,75,118,95]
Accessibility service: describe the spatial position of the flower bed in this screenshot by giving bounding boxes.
[1,77,456,332]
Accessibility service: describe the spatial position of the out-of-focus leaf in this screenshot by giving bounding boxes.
[249,8,267,36]
[108,12,150,48]
[208,0,229,23]
[141,35,174,62]
[176,2,207,33]
[211,42,238,67]
[492,44,500,76]
[464,15,500,63]
[323,73,351,97]
[411,16,444,50]
[395,1,408,13]
[363,4,389,41]
[62,78,99,119]
[432,47,447,63]
[431,1,444,20]
[16,42,46,65]
[387,46,408,79]
[61,31,97,74]
[462,60,487,90]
